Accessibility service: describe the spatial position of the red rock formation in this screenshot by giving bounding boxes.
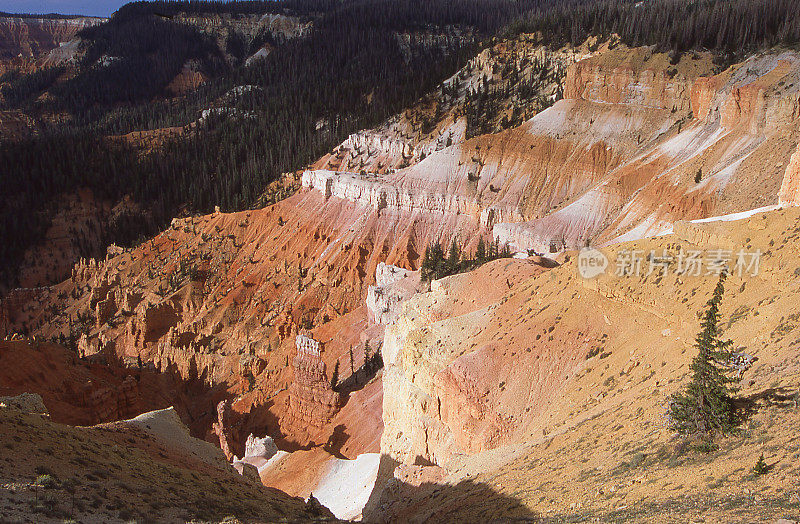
[0,339,171,426]
[213,399,243,460]
[141,302,181,344]
[86,375,143,423]
[166,60,208,95]
[564,49,695,110]
[284,334,343,442]
[95,294,117,328]
[275,306,297,341]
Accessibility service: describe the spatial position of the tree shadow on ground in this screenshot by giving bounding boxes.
[323,424,350,459]
[734,386,798,424]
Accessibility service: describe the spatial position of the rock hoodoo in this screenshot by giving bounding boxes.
[213,399,243,461]
[284,334,343,439]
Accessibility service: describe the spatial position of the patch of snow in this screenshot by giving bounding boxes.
[690,205,779,224]
[614,205,780,243]
[312,453,381,521]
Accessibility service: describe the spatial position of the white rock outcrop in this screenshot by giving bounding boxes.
[244,433,278,461]
[301,169,522,223]
[366,263,423,325]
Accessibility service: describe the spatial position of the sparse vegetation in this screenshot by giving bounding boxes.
[330,360,339,389]
[667,272,740,440]
[753,453,769,475]
[34,474,59,489]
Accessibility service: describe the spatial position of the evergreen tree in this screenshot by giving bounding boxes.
[421,244,433,282]
[372,347,383,372]
[330,360,339,390]
[753,453,769,475]
[446,239,461,275]
[476,237,487,263]
[297,263,303,293]
[349,346,355,376]
[430,241,445,280]
[668,272,739,438]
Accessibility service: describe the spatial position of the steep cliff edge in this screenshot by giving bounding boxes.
[381,257,557,464]
[778,142,800,207]
[494,48,800,251]
[375,206,800,522]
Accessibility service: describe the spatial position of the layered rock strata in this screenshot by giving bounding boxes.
[284,334,343,436]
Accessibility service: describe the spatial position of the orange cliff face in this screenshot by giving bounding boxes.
[563,47,697,110]
[306,45,800,258]
[0,339,189,427]
[2,189,425,456]
[494,48,800,251]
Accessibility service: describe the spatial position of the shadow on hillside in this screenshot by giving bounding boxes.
[735,386,798,422]
[361,455,538,523]
[323,424,350,459]
[336,358,382,397]
[0,339,238,444]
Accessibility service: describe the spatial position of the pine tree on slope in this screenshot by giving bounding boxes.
[667,272,739,438]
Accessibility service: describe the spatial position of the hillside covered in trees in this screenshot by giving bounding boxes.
[1,0,799,290]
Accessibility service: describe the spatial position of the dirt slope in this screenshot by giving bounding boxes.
[0,403,336,523]
[374,205,800,522]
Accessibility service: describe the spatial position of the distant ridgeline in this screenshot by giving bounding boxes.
[0,12,93,18]
[1,0,799,290]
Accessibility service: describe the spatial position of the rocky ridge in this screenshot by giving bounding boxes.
[310,44,800,256]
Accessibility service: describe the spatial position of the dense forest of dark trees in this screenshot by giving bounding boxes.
[0,0,489,287]
[0,66,65,107]
[507,0,800,61]
[420,238,513,282]
[53,17,227,111]
[1,0,799,289]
